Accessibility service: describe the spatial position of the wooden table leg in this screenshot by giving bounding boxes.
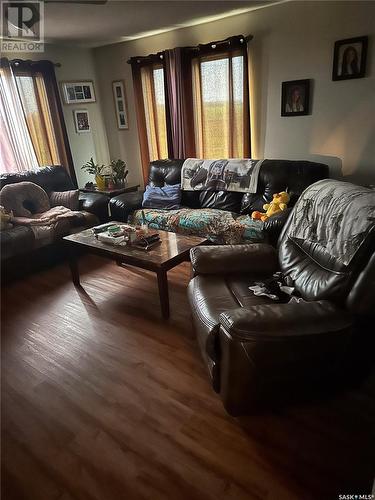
[157,269,169,319]
[67,245,80,286]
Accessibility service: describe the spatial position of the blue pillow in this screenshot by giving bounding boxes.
[142,184,181,210]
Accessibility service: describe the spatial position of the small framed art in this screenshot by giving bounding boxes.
[281,79,310,117]
[332,36,368,81]
[112,80,129,130]
[61,81,96,104]
[73,110,90,133]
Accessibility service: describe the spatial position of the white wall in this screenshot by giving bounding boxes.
[93,0,375,186]
[11,44,110,187]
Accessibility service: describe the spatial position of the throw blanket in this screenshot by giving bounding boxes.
[181,158,264,193]
[289,180,375,266]
[12,205,82,226]
[12,206,83,242]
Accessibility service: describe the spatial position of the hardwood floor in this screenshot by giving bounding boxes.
[1,255,375,500]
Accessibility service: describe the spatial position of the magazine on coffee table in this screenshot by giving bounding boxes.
[94,223,161,250]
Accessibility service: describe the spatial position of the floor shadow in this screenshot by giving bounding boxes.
[237,372,375,498]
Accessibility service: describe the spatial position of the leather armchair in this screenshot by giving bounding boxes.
[188,179,375,415]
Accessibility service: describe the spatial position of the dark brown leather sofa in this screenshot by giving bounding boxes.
[0,166,109,222]
[110,159,329,242]
[0,166,107,280]
[188,179,375,415]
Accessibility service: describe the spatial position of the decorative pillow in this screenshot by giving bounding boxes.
[142,184,181,210]
[49,190,79,210]
[0,181,50,217]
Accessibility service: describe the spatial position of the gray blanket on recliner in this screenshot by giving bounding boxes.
[289,179,375,266]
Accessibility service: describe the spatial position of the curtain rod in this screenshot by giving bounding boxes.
[127,34,253,64]
[10,59,61,67]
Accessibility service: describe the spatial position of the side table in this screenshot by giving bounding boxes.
[80,184,140,198]
[79,184,140,222]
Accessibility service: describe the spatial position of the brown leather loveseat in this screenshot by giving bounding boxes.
[188,179,375,415]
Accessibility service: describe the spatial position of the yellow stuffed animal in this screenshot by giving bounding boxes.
[252,191,290,222]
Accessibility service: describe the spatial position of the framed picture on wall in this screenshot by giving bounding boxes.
[61,81,96,104]
[112,80,129,130]
[332,36,368,81]
[281,79,310,117]
[73,110,90,133]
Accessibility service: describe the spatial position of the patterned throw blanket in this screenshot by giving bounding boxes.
[181,158,264,193]
[289,180,375,266]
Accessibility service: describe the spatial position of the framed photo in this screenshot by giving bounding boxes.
[73,110,90,133]
[332,36,368,81]
[112,80,129,130]
[281,79,310,117]
[61,81,96,104]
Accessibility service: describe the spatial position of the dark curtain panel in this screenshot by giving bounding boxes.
[164,48,196,159]
[12,59,77,185]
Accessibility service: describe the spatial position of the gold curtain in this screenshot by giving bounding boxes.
[192,49,250,158]
[141,65,168,162]
[16,72,60,166]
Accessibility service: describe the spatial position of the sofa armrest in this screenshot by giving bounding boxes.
[190,243,278,275]
[219,300,352,341]
[263,208,292,246]
[79,192,109,222]
[109,190,144,223]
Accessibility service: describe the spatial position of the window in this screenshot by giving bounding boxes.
[141,65,168,161]
[0,59,74,177]
[193,52,246,158]
[130,35,250,182]
[15,74,60,166]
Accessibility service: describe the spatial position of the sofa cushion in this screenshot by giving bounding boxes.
[142,184,181,209]
[0,165,75,193]
[1,211,98,260]
[50,189,79,210]
[132,208,265,245]
[0,181,50,217]
[240,159,329,214]
[198,190,243,213]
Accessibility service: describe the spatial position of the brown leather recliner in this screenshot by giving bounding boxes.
[188,180,375,416]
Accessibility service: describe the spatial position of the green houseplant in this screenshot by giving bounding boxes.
[110,159,129,187]
[81,157,106,190]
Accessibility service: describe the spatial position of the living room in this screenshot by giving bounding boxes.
[1,0,375,499]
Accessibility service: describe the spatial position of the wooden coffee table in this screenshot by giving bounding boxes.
[63,226,207,319]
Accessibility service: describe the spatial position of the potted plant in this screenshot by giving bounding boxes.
[110,159,129,187]
[81,157,106,190]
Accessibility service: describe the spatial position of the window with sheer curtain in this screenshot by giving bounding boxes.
[141,65,168,161]
[16,73,61,167]
[0,67,59,173]
[130,36,250,182]
[0,59,74,177]
[192,52,247,158]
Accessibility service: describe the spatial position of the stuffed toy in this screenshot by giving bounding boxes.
[0,205,13,230]
[251,191,290,222]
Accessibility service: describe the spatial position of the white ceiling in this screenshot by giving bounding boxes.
[43,0,278,47]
